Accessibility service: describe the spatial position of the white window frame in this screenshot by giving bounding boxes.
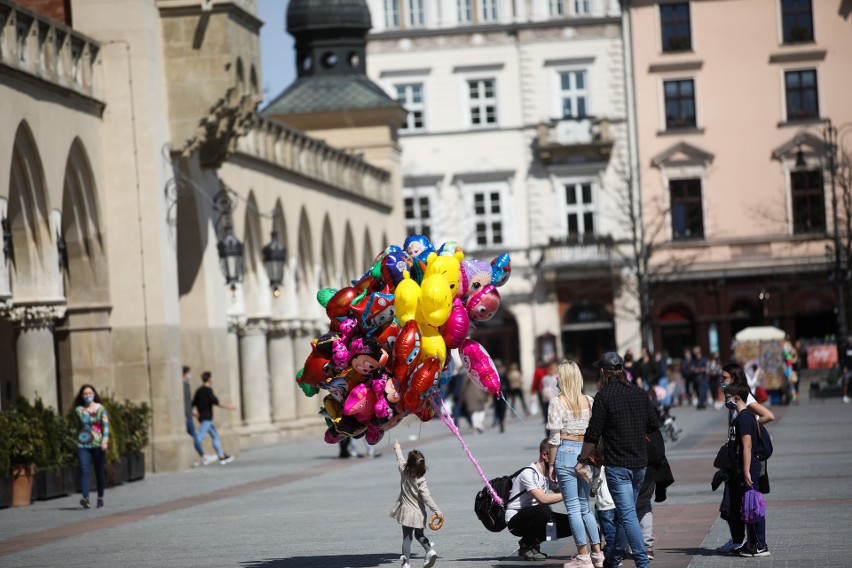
[561,178,597,239]
[572,0,591,16]
[549,0,565,16]
[403,185,437,240]
[464,181,508,248]
[396,82,427,132]
[407,0,425,26]
[481,0,499,21]
[556,68,589,119]
[465,76,500,128]
[384,0,400,28]
[457,0,473,23]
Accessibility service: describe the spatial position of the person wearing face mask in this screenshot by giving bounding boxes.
[74,384,110,509]
[715,364,774,554]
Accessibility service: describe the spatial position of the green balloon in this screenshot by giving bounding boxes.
[316,288,338,308]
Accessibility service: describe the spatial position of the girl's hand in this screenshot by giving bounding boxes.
[744,471,753,488]
[393,439,401,451]
[101,440,109,451]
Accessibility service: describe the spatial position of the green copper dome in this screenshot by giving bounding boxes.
[286,0,371,34]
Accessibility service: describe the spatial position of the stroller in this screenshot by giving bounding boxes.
[651,384,682,443]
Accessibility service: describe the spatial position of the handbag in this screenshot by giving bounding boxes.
[713,443,731,470]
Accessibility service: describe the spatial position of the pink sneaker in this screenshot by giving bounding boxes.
[590,552,605,568]
[563,554,594,568]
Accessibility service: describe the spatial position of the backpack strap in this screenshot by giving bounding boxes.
[505,466,537,506]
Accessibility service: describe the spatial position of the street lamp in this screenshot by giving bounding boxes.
[262,230,287,297]
[795,119,852,357]
[217,221,244,290]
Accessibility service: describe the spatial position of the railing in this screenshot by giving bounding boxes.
[235,116,392,205]
[0,0,100,99]
[541,235,614,267]
[536,117,613,164]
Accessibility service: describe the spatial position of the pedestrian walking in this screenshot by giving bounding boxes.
[389,439,442,568]
[546,360,604,568]
[461,373,488,433]
[183,366,214,466]
[578,352,659,568]
[191,371,236,465]
[691,347,709,409]
[725,383,770,557]
[73,384,109,509]
[635,428,675,562]
[506,362,529,415]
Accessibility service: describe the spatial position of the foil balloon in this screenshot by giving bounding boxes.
[459,339,501,395]
[437,241,463,257]
[423,251,464,298]
[394,271,420,325]
[359,290,396,331]
[419,323,447,368]
[382,249,413,286]
[466,284,501,322]
[441,298,469,349]
[461,259,493,298]
[298,347,335,388]
[344,382,377,423]
[393,320,422,384]
[316,288,337,308]
[373,318,401,351]
[417,274,452,328]
[365,422,385,445]
[403,234,435,263]
[371,378,393,419]
[490,253,511,287]
[403,356,442,414]
[326,287,359,327]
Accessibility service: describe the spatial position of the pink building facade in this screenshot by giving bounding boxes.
[628,0,852,360]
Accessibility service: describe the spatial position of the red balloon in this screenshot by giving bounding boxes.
[327,287,359,325]
[393,320,422,386]
[414,404,435,422]
[403,357,441,414]
[298,347,333,388]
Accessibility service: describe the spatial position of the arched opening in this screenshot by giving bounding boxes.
[561,300,615,377]
[342,222,357,284]
[297,207,314,307]
[320,214,336,288]
[362,229,374,273]
[471,306,520,370]
[242,193,269,315]
[729,299,761,338]
[658,304,696,359]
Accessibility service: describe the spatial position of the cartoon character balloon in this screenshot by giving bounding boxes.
[459,339,501,395]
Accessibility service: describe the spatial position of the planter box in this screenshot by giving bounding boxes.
[31,468,67,501]
[105,459,125,487]
[0,477,12,509]
[126,453,145,482]
[61,465,77,495]
[11,466,35,507]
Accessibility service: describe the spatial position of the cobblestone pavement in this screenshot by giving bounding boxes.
[1,391,850,568]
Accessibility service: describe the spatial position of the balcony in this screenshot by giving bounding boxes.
[235,116,392,206]
[536,117,613,165]
[0,0,100,102]
[541,235,614,269]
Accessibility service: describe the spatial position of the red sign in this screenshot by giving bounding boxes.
[807,344,838,369]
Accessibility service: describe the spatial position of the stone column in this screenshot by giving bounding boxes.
[268,319,297,424]
[4,303,66,410]
[237,318,271,427]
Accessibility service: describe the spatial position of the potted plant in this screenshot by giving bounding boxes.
[28,398,69,501]
[122,400,151,481]
[100,397,127,487]
[4,402,46,507]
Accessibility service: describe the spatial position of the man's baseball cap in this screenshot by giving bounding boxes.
[593,352,624,371]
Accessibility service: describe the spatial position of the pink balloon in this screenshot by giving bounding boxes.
[442,298,470,349]
[459,339,501,395]
[466,285,501,322]
[343,382,376,423]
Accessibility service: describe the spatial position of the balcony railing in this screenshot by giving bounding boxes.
[236,117,392,205]
[541,235,614,268]
[0,0,100,100]
[536,117,613,165]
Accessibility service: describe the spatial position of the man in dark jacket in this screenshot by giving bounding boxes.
[578,352,659,568]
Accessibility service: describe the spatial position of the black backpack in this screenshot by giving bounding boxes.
[474,467,534,532]
[756,422,773,460]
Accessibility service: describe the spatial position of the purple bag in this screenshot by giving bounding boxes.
[741,488,766,523]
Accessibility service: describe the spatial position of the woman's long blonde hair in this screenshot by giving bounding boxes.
[556,360,585,419]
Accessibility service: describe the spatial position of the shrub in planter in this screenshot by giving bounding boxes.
[122,400,150,481]
[1,402,47,507]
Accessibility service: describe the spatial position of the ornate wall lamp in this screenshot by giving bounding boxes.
[262,230,286,297]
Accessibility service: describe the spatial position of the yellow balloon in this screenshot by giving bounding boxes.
[422,250,464,298]
[419,274,452,327]
[394,271,420,324]
[419,323,447,368]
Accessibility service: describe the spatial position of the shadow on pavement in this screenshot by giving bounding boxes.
[241,553,399,567]
[664,546,718,557]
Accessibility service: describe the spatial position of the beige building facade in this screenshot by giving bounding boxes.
[628,0,852,359]
[0,0,403,471]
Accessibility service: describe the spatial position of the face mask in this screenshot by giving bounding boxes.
[84,395,95,405]
[720,382,728,390]
[725,399,737,410]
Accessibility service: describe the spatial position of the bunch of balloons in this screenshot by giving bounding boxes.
[296,235,512,445]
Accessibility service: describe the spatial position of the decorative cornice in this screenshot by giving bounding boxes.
[236,317,269,337]
[0,303,67,329]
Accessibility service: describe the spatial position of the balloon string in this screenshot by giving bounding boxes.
[502,392,527,425]
[429,395,503,506]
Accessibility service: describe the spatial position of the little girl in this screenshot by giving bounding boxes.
[389,439,443,568]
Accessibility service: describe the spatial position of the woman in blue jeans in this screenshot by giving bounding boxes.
[74,384,110,509]
[547,361,604,568]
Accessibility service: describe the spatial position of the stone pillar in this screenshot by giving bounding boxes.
[237,318,272,427]
[268,319,298,425]
[5,304,66,410]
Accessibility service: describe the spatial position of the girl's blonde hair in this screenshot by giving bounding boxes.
[556,360,585,419]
